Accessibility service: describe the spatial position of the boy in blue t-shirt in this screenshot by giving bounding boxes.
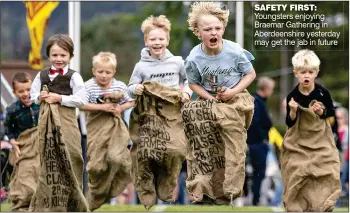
[183,1,256,204]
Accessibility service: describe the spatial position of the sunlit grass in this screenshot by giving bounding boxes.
[1,203,348,212]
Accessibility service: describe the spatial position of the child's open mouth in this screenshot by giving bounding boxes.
[22,96,31,105]
[152,47,162,51]
[304,79,310,83]
[209,38,217,45]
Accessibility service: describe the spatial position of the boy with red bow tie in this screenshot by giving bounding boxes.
[29,34,88,211]
[30,34,86,107]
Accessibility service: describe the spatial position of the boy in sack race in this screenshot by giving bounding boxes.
[182,2,256,205]
[82,52,134,211]
[280,49,341,212]
[29,34,88,212]
[127,15,192,209]
[5,72,40,211]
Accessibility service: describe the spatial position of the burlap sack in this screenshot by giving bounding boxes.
[129,81,187,209]
[8,127,40,211]
[85,92,132,211]
[280,101,341,212]
[29,101,89,212]
[181,90,254,204]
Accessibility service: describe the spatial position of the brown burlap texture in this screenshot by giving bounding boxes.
[280,101,341,212]
[129,81,187,209]
[8,127,40,211]
[181,90,254,204]
[85,92,132,211]
[29,101,88,212]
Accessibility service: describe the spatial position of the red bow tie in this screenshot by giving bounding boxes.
[49,68,64,75]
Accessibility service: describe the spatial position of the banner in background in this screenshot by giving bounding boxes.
[24,1,59,70]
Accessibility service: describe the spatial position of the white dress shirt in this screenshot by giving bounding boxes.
[30,65,87,108]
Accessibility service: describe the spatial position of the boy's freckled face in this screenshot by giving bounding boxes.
[92,63,116,89]
[13,81,32,106]
[294,68,318,88]
[49,44,71,69]
[144,28,169,59]
[195,14,225,51]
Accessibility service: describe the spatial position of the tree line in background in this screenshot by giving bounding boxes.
[1,1,348,129]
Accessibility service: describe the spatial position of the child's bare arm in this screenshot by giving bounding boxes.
[113,101,135,117]
[81,103,116,113]
[189,83,217,100]
[119,101,135,112]
[216,69,256,101]
[230,69,256,94]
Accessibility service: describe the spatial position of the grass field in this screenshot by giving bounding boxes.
[0,203,348,212]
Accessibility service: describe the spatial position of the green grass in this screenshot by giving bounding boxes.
[0,203,348,212]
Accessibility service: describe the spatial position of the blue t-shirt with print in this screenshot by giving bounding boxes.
[184,39,255,92]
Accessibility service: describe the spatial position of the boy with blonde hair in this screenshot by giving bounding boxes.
[82,51,134,211]
[84,51,134,113]
[127,15,191,209]
[281,49,341,211]
[182,1,256,205]
[128,15,192,99]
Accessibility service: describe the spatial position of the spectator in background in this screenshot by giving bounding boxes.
[336,107,349,197]
[336,107,348,162]
[246,76,275,206]
[266,98,287,207]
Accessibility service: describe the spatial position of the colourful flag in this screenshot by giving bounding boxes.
[24,1,59,70]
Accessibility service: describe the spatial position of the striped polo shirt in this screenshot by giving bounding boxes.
[85,78,134,104]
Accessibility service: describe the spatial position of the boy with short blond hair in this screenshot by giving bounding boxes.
[128,15,192,100]
[281,49,341,211]
[83,51,134,114]
[5,72,40,211]
[127,15,192,209]
[286,49,333,125]
[82,51,134,211]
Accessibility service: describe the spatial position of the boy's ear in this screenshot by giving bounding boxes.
[293,70,298,77]
[194,28,201,39]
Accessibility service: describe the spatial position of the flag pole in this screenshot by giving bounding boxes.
[68,2,86,136]
[68,2,80,73]
[69,2,87,195]
[236,1,244,47]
